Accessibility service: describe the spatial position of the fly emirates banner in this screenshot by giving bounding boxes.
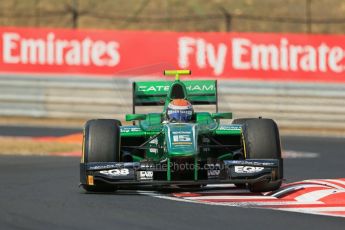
[1,27,345,82]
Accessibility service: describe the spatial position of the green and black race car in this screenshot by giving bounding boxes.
[80,70,283,193]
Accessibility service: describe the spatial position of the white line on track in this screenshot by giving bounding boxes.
[295,189,345,202]
[282,151,319,159]
[302,180,345,189]
[323,179,345,187]
[185,195,277,200]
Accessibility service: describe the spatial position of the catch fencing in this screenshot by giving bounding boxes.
[1,74,344,135]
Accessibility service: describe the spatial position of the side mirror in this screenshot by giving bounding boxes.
[211,112,232,119]
[125,114,147,121]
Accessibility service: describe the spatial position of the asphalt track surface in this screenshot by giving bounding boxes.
[0,125,80,137]
[0,126,344,229]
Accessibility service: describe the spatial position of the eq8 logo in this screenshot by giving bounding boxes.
[234,166,264,173]
[100,169,129,176]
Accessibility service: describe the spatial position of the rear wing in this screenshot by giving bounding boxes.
[132,80,218,113]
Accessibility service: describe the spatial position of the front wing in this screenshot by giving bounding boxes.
[80,159,282,186]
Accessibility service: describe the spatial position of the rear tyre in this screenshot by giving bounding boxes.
[234,183,247,189]
[81,119,121,192]
[178,184,204,190]
[240,118,283,192]
[232,118,254,124]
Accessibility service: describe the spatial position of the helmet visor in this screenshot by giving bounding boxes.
[167,109,192,122]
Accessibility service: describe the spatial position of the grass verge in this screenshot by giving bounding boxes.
[0,137,81,156]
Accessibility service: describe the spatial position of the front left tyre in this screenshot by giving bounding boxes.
[235,118,283,193]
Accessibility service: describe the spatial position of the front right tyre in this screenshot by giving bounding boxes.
[80,119,121,192]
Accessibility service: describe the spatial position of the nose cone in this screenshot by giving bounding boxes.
[164,123,198,157]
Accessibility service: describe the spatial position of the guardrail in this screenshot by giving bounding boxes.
[1,74,344,135]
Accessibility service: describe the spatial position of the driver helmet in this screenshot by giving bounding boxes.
[166,99,193,122]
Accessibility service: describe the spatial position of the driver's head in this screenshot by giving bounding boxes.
[166,99,193,122]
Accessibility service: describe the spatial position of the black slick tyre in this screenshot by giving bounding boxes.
[80,119,121,192]
[239,118,283,192]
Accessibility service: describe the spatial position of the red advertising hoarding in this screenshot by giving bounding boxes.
[0,27,345,82]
